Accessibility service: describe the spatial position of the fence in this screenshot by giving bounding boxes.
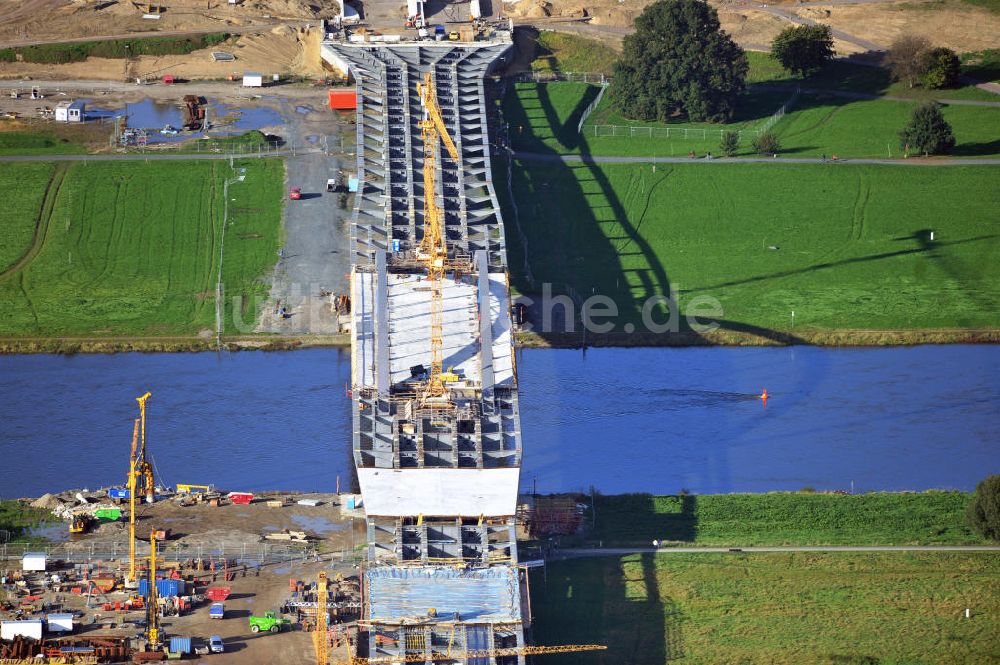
[588,125,762,141]
[576,82,609,134]
[0,539,316,565]
[757,86,801,134]
[116,141,323,157]
[512,71,611,84]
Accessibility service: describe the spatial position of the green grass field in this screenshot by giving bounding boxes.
[530,31,619,76]
[0,162,56,271]
[507,80,1000,158]
[590,492,984,546]
[0,159,282,337]
[0,129,89,156]
[531,552,1000,665]
[502,161,1000,332]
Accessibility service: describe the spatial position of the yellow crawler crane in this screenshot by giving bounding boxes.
[340,643,608,665]
[415,72,460,401]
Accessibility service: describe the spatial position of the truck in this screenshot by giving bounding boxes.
[249,611,291,634]
[209,602,225,619]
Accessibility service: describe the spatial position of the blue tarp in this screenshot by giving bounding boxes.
[366,566,520,622]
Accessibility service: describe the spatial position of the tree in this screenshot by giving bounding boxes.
[920,47,961,89]
[770,24,834,77]
[885,34,931,88]
[751,130,780,155]
[720,130,740,156]
[609,0,748,123]
[967,475,1000,541]
[900,102,955,155]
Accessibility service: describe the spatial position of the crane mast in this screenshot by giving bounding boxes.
[146,527,162,650]
[127,419,140,585]
[415,72,459,400]
[313,571,329,665]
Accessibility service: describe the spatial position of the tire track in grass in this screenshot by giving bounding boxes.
[852,175,870,241]
[0,162,68,284]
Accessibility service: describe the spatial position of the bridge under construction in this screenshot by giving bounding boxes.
[324,34,531,665]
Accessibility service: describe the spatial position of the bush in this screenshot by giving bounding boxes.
[900,102,955,155]
[720,130,740,156]
[751,130,781,155]
[18,34,229,64]
[967,475,1000,541]
[0,48,15,63]
[920,47,961,89]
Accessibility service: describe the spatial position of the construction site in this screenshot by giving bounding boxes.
[0,6,605,665]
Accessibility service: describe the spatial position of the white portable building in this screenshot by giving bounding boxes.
[22,552,47,571]
[242,72,263,88]
[46,614,74,633]
[54,100,85,123]
[1,620,43,641]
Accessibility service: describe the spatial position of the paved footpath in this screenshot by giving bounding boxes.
[553,545,1000,559]
[513,152,1000,166]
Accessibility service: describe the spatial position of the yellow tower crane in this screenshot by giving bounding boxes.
[313,571,329,665]
[339,643,607,665]
[415,72,460,401]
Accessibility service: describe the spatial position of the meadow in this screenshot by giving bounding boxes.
[0,162,56,272]
[506,50,1000,158]
[502,160,1000,333]
[589,492,985,546]
[0,159,282,337]
[530,552,1000,665]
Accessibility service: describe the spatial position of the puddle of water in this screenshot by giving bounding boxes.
[28,522,69,543]
[210,104,283,132]
[88,97,203,143]
[295,105,312,115]
[306,135,319,144]
[289,514,345,534]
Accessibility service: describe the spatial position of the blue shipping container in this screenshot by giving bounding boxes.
[169,637,192,654]
[137,578,185,598]
[108,488,130,500]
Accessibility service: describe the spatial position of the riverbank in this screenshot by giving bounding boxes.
[580,491,987,548]
[0,334,350,354]
[2,327,997,354]
[515,327,1000,348]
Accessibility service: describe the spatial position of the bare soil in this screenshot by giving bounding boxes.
[506,0,1000,54]
[0,25,329,82]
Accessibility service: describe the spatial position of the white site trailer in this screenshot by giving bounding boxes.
[242,72,264,88]
[22,552,46,571]
[1,620,43,641]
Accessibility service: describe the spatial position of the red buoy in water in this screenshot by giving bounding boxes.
[760,389,769,401]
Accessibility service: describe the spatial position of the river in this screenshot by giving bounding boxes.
[1,346,997,499]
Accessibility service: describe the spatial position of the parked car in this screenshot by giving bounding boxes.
[289,186,302,200]
[209,635,224,653]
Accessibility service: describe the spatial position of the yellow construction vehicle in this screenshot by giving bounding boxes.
[338,643,607,665]
[69,515,93,534]
[414,72,460,402]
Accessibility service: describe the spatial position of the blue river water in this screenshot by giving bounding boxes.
[0,347,997,499]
